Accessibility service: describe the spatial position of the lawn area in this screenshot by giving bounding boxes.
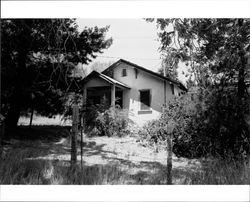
[0,126,249,185]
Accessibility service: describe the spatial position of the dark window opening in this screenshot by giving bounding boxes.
[140,90,151,110]
[170,84,174,95]
[122,69,127,77]
[134,68,138,78]
[115,91,123,108]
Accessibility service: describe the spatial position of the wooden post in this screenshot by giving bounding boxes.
[111,84,116,107]
[29,107,34,129]
[166,121,174,185]
[81,85,87,169]
[71,104,79,166]
[83,85,87,109]
[163,58,173,185]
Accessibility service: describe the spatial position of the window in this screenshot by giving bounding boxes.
[140,90,151,110]
[170,84,175,95]
[122,69,127,77]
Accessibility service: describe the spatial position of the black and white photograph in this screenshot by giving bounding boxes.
[0,1,250,201]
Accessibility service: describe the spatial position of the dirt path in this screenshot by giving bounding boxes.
[81,136,202,184]
[3,132,202,184]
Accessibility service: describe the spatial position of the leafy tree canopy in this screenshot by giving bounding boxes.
[1,19,113,128]
[146,18,250,158]
[148,18,250,94]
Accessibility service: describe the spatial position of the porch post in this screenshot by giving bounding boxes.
[111,84,116,107]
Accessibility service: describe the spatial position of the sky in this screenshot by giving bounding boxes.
[76,19,188,84]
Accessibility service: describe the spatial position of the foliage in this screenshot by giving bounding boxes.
[138,85,249,158]
[146,18,250,159]
[1,19,112,128]
[85,95,110,128]
[148,19,250,84]
[95,106,130,137]
[137,119,167,151]
[90,61,115,73]
[164,87,249,158]
[157,50,179,79]
[186,158,250,184]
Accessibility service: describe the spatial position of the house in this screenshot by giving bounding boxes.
[82,59,187,126]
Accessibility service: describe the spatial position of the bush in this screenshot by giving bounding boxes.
[137,119,167,150]
[96,106,130,137]
[85,96,110,129]
[163,86,250,158]
[138,85,250,159]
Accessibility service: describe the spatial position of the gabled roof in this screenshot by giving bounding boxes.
[102,59,187,91]
[82,70,130,89]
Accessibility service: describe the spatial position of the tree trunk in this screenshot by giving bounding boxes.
[71,105,79,166]
[166,134,173,184]
[6,20,30,131]
[29,107,34,129]
[6,102,21,129]
[163,60,173,185]
[0,120,4,161]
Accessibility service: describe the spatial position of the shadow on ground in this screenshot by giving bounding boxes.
[1,126,203,184]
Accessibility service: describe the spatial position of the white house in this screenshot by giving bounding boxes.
[82,59,187,126]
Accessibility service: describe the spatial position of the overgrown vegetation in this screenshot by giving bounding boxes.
[138,119,167,151]
[0,137,249,184]
[96,106,130,137]
[1,19,250,185]
[1,19,112,131]
[83,96,131,137]
[142,19,250,161]
[0,152,128,185]
[138,86,250,158]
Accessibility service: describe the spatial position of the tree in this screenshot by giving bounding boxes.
[148,19,250,158]
[1,19,112,130]
[149,19,250,92]
[158,48,179,80]
[73,61,115,79]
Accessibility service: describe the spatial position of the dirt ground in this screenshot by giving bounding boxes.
[3,126,202,184]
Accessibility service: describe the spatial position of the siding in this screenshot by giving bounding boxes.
[113,63,178,126]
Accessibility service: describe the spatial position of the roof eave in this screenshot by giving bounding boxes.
[81,71,130,89]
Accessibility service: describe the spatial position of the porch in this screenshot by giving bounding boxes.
[82,71,130,108]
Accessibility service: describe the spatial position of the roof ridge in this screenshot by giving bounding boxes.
[102,58,187,91]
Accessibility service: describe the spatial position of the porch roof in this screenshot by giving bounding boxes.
[82,70,130,89]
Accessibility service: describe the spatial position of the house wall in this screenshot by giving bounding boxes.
[112,63,182,126]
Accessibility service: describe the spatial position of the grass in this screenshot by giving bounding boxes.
[0,147,147,185]
[184,158,250,184]
[0,125,249,184]
[0,150,249,184]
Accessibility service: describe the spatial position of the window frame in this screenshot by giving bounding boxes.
[139,89,151,111]
[121,68,127,77]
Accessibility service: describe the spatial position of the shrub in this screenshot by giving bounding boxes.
[163,86,250,158]
[96,106,130,137]
[138,85,250,159]
[137,119,167,150]
[85,96,110,129]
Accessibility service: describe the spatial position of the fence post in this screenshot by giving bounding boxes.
[71,104,79,166]
[166,120,174,185]
[81,85,87,168]
[0,114,5,161]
